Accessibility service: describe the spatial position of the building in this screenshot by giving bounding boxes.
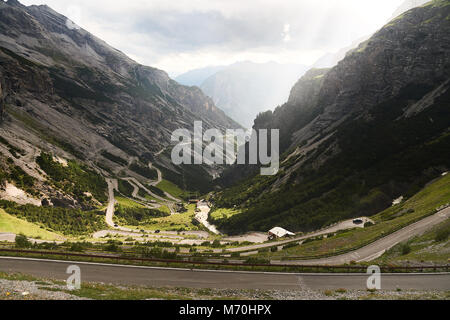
[268,227,295,240]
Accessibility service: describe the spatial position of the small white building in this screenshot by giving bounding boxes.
[268,227,295,240]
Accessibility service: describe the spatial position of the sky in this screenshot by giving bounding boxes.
[20,0,405,77]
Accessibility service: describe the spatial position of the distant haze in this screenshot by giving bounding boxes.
[176,61,308,128]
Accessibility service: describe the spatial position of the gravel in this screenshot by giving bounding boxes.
[0,279,89,300]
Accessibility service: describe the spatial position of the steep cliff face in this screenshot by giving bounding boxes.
[0,0,240,189]
[214,0,450,234]
[0,81,4,122]
[253,68,329,152]
[293,0,450,146]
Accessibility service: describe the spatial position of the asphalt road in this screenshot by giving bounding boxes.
[276,206,450,265]
[1,257,449,291]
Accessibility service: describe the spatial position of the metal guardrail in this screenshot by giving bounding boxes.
[0,248,449,273]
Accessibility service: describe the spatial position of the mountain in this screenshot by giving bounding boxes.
[0,0,241,208]
[198,61,308,128]
[212,0,450,234]
[312,36,371,69]
[175,65,227,87]
[389,0,431,21]
[312,0,431,70]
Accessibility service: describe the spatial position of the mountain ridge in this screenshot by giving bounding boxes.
[212,0,450,234]
[0,0,241,208]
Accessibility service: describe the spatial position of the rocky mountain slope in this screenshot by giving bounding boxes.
[390,0,432,21]
[0,0,241,208]
[312,0,431,70]
[212,0,450,234]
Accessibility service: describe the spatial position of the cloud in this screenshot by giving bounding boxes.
[20,0,404,75]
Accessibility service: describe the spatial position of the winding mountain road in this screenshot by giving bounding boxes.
[0,257,448,290]
[102,162,184,232]
[105,178,117,229]
[279,206,450,266]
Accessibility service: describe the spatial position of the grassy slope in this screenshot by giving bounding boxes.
[115,197,145,209]
[0,209,62,241]
[156,179,187,199]
[253,174,450,260]
[128,204,199,231]
[375,219,450,264]
[210,207,242,220]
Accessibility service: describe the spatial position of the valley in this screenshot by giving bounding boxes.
[0,0,449,300]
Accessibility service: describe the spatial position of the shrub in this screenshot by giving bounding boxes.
[282,242,298,250]
[401,243,411,255]
[15,234,32,248]
[106,243,120,252]
[36,153,107,203]
[0,200,106,236]
[435,228,450,242]
[69,243,85,252]
[244,257,270,264]
[115,205,169,226]
[211,240,222,248]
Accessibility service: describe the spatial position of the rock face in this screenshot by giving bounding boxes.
[253,68,329,151]
[215,0,450,234]
[292,0,450,147]
[0,0,240,180]
[0,81,4,122]
[389,0,431,21]
[254,0,450,153]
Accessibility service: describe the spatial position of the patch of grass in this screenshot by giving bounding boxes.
[157,179,188,200]
[0,209,62,241]
[148,185,167,198]
[0,201,106,236]
[0,271,38,282]
[210,207,242,220]
[129,162,157,180]
[117,180,134,198]
[252,174,450,260]
[114,204,169,226]
[135,204,199,231]
[115,197,145,209]
[376,219,450,264]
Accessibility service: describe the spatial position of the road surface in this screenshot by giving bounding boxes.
[148,162,182,203]
[274,206,450,265]
[0,257,448,290]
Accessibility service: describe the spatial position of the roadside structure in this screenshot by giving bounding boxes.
[268,227,295,240]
